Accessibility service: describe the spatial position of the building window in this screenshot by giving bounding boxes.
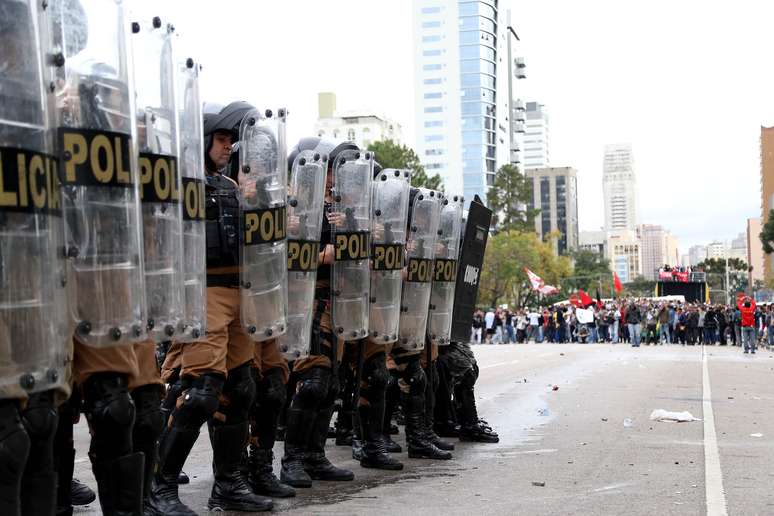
[425,134,443,142]
[422,35,441,43]
[422,21,441,28]
[423,64,442,71]
[426,163,444,170]
[424,106,443,113]
[426,148,444,156]
[424,92,442,99]
[347,129,355,141]
[423,49,442,57]
[425,121,443,128]
[421,6,441,14]
[424,78,442,85]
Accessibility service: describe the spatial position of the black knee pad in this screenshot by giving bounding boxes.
[83,373,135,460]
[131,384,163,441]
[21,390,57,442]
[219,363,255,424]
[400,358,427,396]
[293,367,330,410]
[459,367,477,391]
[256,367,286,411]
[174,373,224,430]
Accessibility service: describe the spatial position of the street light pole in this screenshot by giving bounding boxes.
[725,254,730,305]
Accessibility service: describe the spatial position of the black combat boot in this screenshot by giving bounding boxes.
[207,422,272,512]
[144,427,200,516]
[92,452,144,516]
[402,390,452,460]
[247,446,295,498]
[358,402,403,470]
[382,372,403,453]
[425,363,455,452]
[131,385,163,505]
[456,386,499,443]
[304,404,354,481]
[280,405,315,488]
[0,401,30,516]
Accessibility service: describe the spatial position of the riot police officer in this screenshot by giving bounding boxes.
[280,138,368,488]
[147,102,272,515]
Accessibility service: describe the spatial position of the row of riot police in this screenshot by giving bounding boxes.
[0,1,496,515]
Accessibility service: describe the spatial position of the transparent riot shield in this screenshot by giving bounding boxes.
[132,17,184,342]
[175,57,206,342]
[49,0,147,347]
[396,189,442,351]
[240,108,288,341]
[331,150,373,340]
[278,151,326,360]
[427,195,464,346]
[0,0,68,398]
[368,169,410,344]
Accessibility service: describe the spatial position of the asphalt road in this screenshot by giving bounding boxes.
[71,342,774,515]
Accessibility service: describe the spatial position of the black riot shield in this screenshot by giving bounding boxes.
[368,169,411,344]
[450,195,492,343]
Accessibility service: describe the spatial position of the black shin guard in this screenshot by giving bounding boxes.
[20,390,58,516]
[131,384,163,502]
[0,401,30,516]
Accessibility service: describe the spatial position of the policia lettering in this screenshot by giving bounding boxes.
[287,240,319,271]
[335,231,370,261]
[434,258,457,283]
[181,177,206,221]
[407,257,433,283]
[0,147,60,214]
[372,243,404,271]
[59,128,134,187]
[244,206,286,246]
[139,153,179,203]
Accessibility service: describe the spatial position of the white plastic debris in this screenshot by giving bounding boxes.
[623,418,634,428]
[750,433,763,438]
[649,409,701,423]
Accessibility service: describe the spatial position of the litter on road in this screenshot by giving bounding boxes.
[649,409,701,422]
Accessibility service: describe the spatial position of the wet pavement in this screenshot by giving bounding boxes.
[71,343,774,515]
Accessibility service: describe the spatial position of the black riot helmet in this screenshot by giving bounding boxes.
[202,100,254,172]
[287,136,359,174]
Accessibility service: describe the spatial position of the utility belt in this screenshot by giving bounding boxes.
[207,273,240,288]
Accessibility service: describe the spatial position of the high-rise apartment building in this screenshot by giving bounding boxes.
[760,126,774,281]
[602,144,637,232]
[522,101,549,169]
[706,241,726,260]
[637,224,680,280]
[579,230,606,255]
[414,1,518,201]
[525,167,579,255]
[747,218,764,283]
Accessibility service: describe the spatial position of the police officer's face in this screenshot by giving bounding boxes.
[210,131,233,170]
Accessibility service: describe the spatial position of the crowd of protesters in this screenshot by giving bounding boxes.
[472,296,770,353]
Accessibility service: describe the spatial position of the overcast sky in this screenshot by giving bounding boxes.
[134,0,774,251]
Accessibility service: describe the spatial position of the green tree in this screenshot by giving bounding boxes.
[697,258,749,295]
[563,250,613,296]
[367,139,443,190]
[624,276,657,297]
[478,230,571,309]
[485,164,540,233]
[696,257,748,273]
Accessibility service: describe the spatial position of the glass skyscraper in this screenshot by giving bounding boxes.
[414,0,509,201]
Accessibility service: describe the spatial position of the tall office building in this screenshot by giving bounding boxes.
[747,218,764,283]
[525,167,579,255]
[688,245,707,266]
[414,1,518,201]
[760,126,774,281]
[637,224,680,280]
[602,144,637,231]
[522,101,549,168]
[606,230,642,282]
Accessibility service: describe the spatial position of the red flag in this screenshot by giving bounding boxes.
[569,294,580,307]
[578,289,593,307]
[613,272,623,294]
